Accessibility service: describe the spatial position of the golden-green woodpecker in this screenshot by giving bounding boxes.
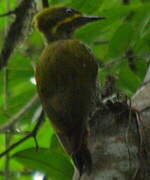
[34,6,104,176]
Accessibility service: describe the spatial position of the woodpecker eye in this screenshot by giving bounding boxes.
[65,8,74,15]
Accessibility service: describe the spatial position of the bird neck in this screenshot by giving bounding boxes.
[43,31,72,43]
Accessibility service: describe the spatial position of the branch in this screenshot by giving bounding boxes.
[0,0,36,70]
[0,109,44,158]
[0,170,32,176]
[0,133,33,158]
[3,67,9,111]
[93,40,109,45]
[4,133,12,180]
[0,94,39,132]
[0,10,15,17]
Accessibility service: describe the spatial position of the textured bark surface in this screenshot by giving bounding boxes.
[73,67,150,180]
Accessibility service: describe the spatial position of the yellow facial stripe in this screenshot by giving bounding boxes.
[51,13,81,34]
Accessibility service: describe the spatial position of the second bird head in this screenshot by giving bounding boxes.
[34,6,105,42]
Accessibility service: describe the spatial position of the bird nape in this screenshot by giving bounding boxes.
[34,6,105,177]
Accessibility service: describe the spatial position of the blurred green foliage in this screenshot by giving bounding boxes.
[0,0,149,179]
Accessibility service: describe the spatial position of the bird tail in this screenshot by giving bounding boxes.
[72,144,92,177]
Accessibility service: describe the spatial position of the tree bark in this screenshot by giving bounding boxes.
[73,66,150,180]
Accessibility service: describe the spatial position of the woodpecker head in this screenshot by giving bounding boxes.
[34,6,105,42]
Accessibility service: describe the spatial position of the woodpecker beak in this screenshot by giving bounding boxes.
[82,15,105,22]
[76,15,105,27]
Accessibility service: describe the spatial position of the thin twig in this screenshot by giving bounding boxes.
[4,133,11,180]
[31,105,43,122]
[135,112,143,153]
[0,109,44,158]
[0,129,31,135]
[140,105,150,112]
[0,133,33,158]
[93,40,109,45]
[0,130,31,135]
[135,112,148,179]
[125,98,132,171]
[3,67,9,111]
[141,79,150,87]
[101,56,126,69]
[131,167,140,180]
[0,170,32,176]
[0,10,15,17]
[3,2,11,177]
[0,94,39,132]
[100,52,149,70]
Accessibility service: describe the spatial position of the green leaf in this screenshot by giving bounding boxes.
[131,58,147,80]
[116,61,141,94]
[134,31,150,55]
[13,148,74,180]
[131,3,150,36]
[50,0,70,6]
[69,0,104,13]
[109,23,134,58]
[37,120,54,148]
[75,6,130,44]
[75,21,104,43]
